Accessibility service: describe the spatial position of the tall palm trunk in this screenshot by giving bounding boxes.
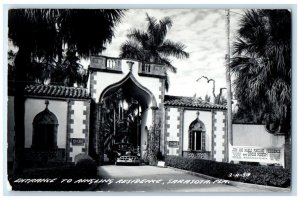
[13,46,31,174]
[225,9,233,160]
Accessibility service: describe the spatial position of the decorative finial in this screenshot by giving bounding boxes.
[127,61,134,72]
[196,111,200,118]
[45,100,49,109]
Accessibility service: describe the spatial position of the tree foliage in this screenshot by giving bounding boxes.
[100,88,141,152]
[8,9,125,173]
[231,9,291,134]
[9,9,125,59]
[120,14,189,90]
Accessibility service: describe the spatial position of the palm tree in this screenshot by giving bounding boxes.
[230,9,291,167]
[231,9,291,132]
[120,14,189,90]
[30,56,57,84]
[8,9,125,173]
[52,49,87,87]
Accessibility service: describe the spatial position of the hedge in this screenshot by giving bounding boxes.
[165,156,290,188]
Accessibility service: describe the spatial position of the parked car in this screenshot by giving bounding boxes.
[108,143,140,165]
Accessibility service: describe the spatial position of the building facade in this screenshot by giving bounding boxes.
[7,55,228,166]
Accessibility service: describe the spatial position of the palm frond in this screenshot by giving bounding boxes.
[127,29,149,48]
[155,16,173,45]
[145,13,158,37]
[119,40,144,60]
[159,57,176,73]
[158,39,189,59]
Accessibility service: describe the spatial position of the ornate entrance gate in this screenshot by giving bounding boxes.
[88,56,166,165]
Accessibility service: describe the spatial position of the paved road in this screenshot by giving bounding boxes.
[93,165,283,192]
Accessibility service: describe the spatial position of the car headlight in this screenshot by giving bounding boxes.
[117,152,121,156]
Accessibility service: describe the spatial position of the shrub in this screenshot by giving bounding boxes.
[165,156,290,188]
[75,153,97,177]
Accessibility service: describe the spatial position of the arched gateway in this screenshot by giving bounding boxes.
[88,56,166,164]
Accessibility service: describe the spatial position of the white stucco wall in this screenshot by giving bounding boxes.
[166,108,180,155]
[91,59,162,107]
[214,111,226,162]
[91,72,124,101]
[233,124,285,147]
[183,110,212,152]
[24,98,68,148]
[69,101,88,161]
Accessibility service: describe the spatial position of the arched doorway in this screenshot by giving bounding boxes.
[98,73,157,164]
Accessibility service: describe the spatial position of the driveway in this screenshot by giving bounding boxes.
[93,165,285,192]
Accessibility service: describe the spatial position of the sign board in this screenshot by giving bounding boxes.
[71,138,85,146]
[157,161,166,168]
[168,141,179,147]
[229,145,284,167]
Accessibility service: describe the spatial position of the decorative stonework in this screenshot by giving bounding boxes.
[69,100,89,162]
[211,110,215,161]
[158,78,165,107]
[165,107,180,156]
[90,72,97,102]
[222,111,227,162]
[164,107,170,155]
[66,100,74,162]
[83,100,91,155]
[212,111,226,162]
[177,108,184,156]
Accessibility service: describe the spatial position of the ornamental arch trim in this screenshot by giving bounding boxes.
[99,72,158,108]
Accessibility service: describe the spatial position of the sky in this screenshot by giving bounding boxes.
[8,8,243,99]
[94,9,243,98]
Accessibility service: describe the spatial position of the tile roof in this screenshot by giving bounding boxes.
[164,95,227,110]
[24,84,90,99]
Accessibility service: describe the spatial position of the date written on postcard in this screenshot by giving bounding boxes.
[228,172,251,178]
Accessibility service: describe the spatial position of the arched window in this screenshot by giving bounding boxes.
[189,112,206,151]
[32,100,58,150]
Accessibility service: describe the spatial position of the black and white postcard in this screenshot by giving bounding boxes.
[4,6,294,194]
